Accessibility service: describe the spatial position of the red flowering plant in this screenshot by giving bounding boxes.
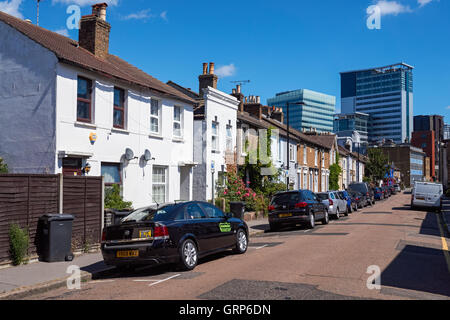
[217,171,258,211]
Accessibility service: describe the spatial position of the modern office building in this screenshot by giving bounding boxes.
[267,89,336,133]
[340,63,414,144]
[444,124,450,140]
[334,112,370,144]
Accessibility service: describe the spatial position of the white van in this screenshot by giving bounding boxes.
[411,182,443,210]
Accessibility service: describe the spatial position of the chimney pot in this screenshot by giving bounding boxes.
[236,85,241,94]
[202,63,208,75]
[209,62,215,75]
[92,3,108,21]
[232,89,237,94]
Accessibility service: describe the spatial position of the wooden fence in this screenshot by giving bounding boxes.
[0,174,103,265]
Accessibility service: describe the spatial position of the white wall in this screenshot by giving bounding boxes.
[203,87,239,200]
[55,63,194,208]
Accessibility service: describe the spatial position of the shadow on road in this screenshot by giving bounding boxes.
[419,212,442,237]
[381,244,450,298]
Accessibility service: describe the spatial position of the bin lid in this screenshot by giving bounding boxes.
[39,214,75,222]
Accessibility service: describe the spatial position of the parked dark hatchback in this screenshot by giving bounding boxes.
[349,191,366,209]
[374,187,384,201]
[268,190,328,231]
[101,202,249,271]
[348,183,374,206]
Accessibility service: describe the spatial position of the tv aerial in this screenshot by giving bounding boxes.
[230,80,251,87]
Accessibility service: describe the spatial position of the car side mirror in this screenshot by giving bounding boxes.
[225,212,233,219]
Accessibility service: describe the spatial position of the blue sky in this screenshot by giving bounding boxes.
[1,0,449,120]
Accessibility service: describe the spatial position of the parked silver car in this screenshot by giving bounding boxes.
[316,191,348,219]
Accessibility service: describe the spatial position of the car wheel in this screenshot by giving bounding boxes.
[322,210,329,225]
[308,213,316,229]
[179,239,198,271]
[233,229,248,254]
[335,210,340,220]
[344,206,349,216]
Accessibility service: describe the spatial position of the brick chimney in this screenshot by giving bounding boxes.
[79,3,111,59]
[198,62,218,97]
[270,106,284,123]
[230,85,244,112]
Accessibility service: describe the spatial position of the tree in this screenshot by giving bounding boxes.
[0,157,8,173]
[329,151,342,191]
[365,148,389,183]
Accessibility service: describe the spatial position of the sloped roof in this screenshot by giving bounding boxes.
[0,11,195,104]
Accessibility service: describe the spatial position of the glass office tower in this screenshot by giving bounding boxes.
[340,63,414,144]
[267,89,336,133]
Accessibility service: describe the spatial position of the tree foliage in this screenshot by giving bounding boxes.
[0,157,8,173]
[104,184,133,210]
[365,148,389,183]
[329,152,342,191]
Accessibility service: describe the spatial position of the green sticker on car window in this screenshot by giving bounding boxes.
[219,223,231,232]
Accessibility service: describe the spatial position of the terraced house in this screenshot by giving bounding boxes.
[0,5,197,208]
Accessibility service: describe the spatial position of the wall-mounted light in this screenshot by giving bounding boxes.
[82,163,91,174]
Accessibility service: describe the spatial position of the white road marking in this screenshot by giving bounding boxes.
[148,273,181,287]
[90,280,116,284]
[255,244,269,250]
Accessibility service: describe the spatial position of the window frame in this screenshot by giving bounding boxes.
[212,121,220,152]
[173,105,183,138]
[113,87,126,129]
[77,76,93,123]
[152,166,167,204]
[150,98,161,135]
[101,162,122,187]
[226,125,233,152]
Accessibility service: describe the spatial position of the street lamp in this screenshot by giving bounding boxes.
[285,101,305,191]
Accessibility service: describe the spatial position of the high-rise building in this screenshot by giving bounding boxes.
[444,124,450,140]
[267,89,335,133]
[334,112,370,144]
[340,63,414,144]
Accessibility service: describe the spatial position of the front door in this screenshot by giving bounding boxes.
[180,166,190,201]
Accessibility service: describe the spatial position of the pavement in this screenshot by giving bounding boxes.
[441,198,450,235]
[0,217,270,300]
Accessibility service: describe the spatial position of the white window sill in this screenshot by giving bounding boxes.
[149,132,163,140]
[111,127,129,135]
[172,137,184,143]
[75,121,97,129]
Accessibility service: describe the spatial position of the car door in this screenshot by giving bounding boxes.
[184,203,215,253]
[199,203,235,249]
[311,192,325,219]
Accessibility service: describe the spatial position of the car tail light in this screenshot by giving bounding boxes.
[295,202,308,208]
[268,205,275,212]
[101,229,106,242]
[356,197,360,201]
[329,199,333,206]
[154,225,170,240]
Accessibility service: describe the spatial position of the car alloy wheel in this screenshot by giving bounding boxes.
[309,214,315,229]
[322,210,329,225]
[235,229,248,254]
[181,240,198,270]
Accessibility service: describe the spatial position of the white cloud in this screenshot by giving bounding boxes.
[160,11,167,21]
[418,0,433,7]
[447,106,450,110]
[373,0,413,16]
[215,64,237,78]
[51,0,118,6]
[122,9,153,20]
[0,0,23,19]
[54,28,69,36]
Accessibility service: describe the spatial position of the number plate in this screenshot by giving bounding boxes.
[279,213,293,218]
[139,230,152,239]
[116,250,139,258]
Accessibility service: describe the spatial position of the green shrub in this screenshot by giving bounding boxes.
[0,157,8,173]
[9,224,29,266]
[104,184,133,210]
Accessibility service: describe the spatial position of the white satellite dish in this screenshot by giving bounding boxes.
[125,148,135,161]
[144,149,152,161]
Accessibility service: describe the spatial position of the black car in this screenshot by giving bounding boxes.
[268,190,328,231]
[349,191,366,209]
[348,182,374,206]
[101,202,249,271]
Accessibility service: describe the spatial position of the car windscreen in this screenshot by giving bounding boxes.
[271,193,304,205]
[121,205,176,223]
[317,193,329,201]
[349,184,366,194]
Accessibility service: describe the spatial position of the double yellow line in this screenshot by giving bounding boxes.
[437,214,450,274]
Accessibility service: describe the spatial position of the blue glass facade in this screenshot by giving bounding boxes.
[267,89,336,133]
[340,63,414,144]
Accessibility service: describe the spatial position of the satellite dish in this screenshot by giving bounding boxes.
[125,148,134,161]
[144,149,152,161]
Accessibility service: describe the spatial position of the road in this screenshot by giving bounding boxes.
[27,192,450,300]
